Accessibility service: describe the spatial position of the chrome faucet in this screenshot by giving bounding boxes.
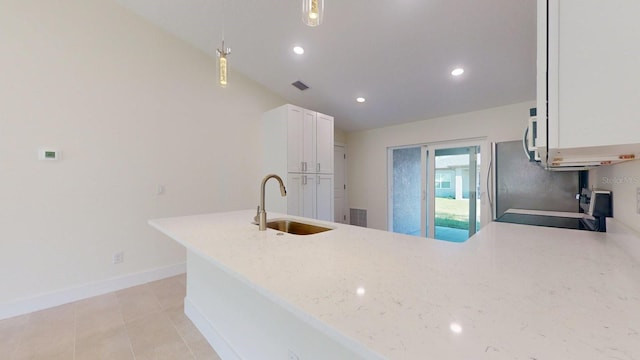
[255,174,287,230]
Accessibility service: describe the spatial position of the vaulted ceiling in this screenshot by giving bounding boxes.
[116,0,536,132]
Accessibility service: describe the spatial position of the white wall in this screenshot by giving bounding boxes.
[590,161,640,234]
[346,101,534,231]
[335,128,347,145]
[0,0,284,308]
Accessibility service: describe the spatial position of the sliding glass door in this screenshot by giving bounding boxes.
[430,145,480,242]
[389,142,484,242]
[390,147,423,235]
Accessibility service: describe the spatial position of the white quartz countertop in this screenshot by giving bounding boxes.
[150,210,640,359]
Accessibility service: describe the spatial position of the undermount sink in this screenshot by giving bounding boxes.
[262,219,333,235]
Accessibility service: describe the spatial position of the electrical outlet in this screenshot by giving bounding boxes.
[112,251,124,264]
[287,350,300,360]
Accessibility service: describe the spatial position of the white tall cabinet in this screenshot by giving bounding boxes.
[263,104,334,221]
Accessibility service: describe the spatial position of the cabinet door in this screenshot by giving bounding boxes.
[287,106,305,173]
[316,174,334,222]
[301,175,316,219]
[287,173,316,219]
[316,113,334,174]
[286,173,303,216]
[547,0,640,149]
[302,110,316,172]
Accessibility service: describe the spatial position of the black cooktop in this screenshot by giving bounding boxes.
[497,212,588,230]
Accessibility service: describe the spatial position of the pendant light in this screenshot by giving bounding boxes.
[216,40,231,88]
[302,0,324,27]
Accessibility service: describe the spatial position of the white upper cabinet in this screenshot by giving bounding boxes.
[264,104,334,174]
[301,109,317,172]
[315,112,334,174]
[537,0,640,168]
[286,106,305,173]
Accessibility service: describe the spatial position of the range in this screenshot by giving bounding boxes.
[492,140,612,231]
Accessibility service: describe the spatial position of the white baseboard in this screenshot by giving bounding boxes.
[0,262,186,320]
[184,297,241,360]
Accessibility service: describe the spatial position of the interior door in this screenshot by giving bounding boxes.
[334,145,347,223]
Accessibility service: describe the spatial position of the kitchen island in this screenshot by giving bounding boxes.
[150,210,640,359]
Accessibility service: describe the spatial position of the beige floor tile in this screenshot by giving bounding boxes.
[28,303,75,326]
[116,284,162,323]
[175,318,206,344]
[7,275,221,360]
[11,332,74,360]
[176,273,187,286]
[75,292,121,317]
[134,340,195,360]
[176,321,221,360]
[75,326,134,360]
[13,303,76,359]
[0,314,29,358]
[148,275,187,310]
[125,312,191,358]
[164,306,221,360]
[187,337,222,360]
[164,305,193,334]
[0,313,30,331]
[76,306,125,339]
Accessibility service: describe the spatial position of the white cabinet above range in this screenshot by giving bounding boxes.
[536,0,640,169]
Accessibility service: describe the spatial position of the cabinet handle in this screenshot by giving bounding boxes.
[317,176,320,185]
[301,162,304,172]
[303,175,307,185]
[316,163,320,172]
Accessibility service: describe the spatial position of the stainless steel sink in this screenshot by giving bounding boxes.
[262,219,333,235]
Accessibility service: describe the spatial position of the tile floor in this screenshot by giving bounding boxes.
[0,274,222,360]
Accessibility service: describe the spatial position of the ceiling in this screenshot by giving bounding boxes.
[116,0,537,132]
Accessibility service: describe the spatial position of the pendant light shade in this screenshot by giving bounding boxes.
[302,0,324,27]
[216,41,231,88]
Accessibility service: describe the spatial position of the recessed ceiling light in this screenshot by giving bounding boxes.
[293,46,305,55]
[451,68,465,76]
[356,97,366,103]
[450,322,463,334]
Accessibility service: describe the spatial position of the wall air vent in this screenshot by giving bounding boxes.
[350,208,367,227]
[291,81,310,91]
